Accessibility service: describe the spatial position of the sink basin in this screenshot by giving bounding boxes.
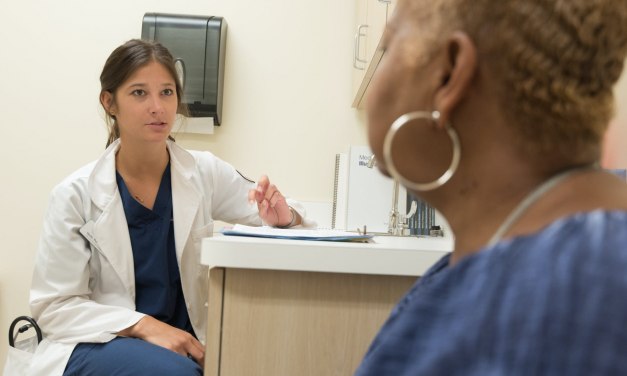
[370,234,453,252]
[371,235,421,244]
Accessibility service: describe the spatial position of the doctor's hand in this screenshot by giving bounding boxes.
[118,316,205,366]
[248,175,299,227]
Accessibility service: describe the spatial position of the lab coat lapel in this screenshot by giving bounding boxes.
[92,200,136,298]
[168,141,202,262]
[87,140,136,298]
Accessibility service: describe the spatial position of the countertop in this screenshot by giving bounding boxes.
[201,234,453,277]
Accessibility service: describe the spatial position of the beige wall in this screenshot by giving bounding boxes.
[0,0,367,366]
[1,0,626,368]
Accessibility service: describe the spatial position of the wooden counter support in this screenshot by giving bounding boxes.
[202,235,452,375]
[206,267,226,376]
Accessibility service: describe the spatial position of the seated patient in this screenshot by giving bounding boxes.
[355,0,627,375]
[29,39,310,376]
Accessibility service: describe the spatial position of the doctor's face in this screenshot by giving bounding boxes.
[105,61,178,145]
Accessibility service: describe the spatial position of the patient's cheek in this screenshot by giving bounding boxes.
[601,119,627,168]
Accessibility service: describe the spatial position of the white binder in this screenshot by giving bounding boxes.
[332,146,406,233]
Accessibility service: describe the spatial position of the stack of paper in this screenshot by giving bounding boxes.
[221,225,373,242]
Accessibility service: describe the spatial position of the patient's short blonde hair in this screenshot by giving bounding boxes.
[404,0,627,161]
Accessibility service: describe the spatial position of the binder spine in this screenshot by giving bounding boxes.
[331,154,341,229]
[406,192,437,235]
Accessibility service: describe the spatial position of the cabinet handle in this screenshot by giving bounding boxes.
[353,24,369,70]
[378,0,391,3]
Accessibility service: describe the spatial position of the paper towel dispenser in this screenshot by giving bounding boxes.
[141,13,227,125]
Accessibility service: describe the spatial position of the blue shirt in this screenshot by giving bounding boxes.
[355,210,627,376]
[116,164,194,336]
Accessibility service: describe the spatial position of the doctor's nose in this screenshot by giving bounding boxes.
[148,95,165,115]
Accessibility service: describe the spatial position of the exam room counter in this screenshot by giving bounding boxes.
[201,234,453,376]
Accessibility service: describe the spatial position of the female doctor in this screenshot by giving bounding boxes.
[29,39,310,376]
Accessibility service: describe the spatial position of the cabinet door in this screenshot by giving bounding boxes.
[352,0,396,109]
[205,267,415,376]
[351,0,369,99]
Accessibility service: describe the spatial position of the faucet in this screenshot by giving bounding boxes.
[367,155,416,236]
[388,180,401,235]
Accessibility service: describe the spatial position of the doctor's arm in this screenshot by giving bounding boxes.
[117,316,204,364]
[248,175,302,227]
[30,184,144,344]
[208,156,313,227]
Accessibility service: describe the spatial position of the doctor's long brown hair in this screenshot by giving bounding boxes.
[100,39,188,148]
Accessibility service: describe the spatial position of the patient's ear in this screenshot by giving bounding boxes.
[433,32,477,127]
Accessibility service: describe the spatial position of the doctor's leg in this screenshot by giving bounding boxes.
[63,337,202,376]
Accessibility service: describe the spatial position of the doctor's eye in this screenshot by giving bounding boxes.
[131,89,146,96]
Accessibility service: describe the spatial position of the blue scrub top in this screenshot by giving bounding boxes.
[355,210,627,375]
[116,164,194,336]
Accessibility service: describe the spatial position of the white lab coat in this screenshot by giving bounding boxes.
[28,139,308,375]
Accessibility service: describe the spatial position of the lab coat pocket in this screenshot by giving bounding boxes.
[189,222,213,279]
[191,221,214,241]
[3,316,42,376]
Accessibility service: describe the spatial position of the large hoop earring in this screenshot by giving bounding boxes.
[383,110,461,191]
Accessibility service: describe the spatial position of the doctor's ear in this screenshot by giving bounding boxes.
[100,91,116,115]
[433,32,477,126]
